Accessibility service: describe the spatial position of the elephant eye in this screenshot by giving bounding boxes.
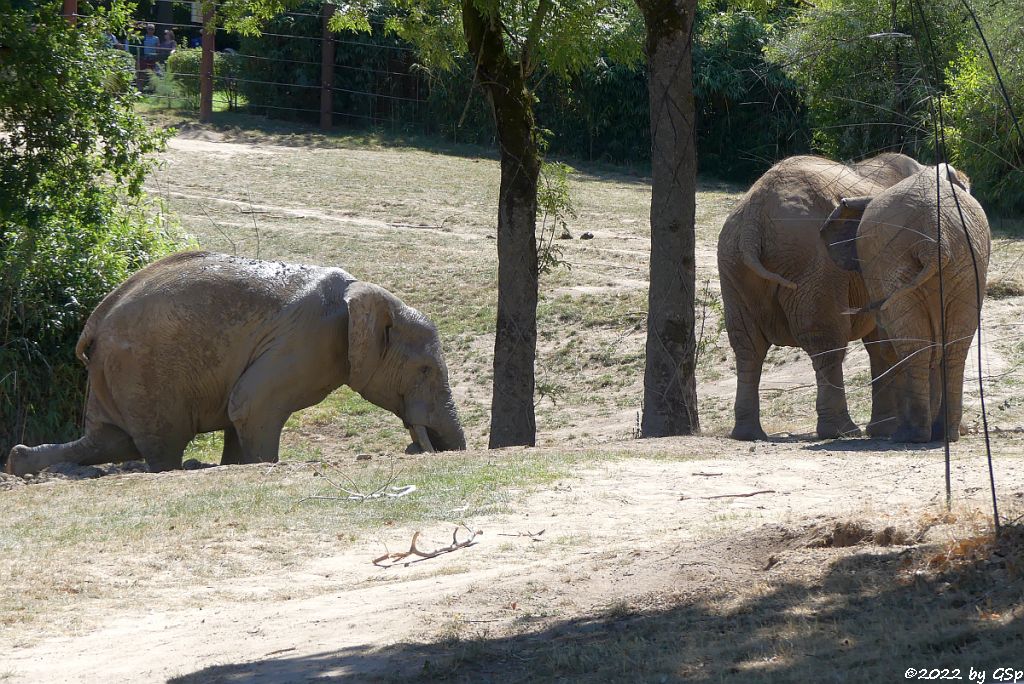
[420,365,431,375]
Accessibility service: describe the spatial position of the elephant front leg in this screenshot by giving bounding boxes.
[809,345,860,439]
[221,425,243,465]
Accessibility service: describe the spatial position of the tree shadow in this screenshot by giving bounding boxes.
[169,524,1023,683]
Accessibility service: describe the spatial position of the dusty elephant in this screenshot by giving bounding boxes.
[821,168,990,442]
[717,155,901,441]
[6,251,467,476]
[852,152,971,194]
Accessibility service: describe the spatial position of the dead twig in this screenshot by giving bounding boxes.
[692,472,723,477]
[301,458,414,502]
[700,489,777,500]
[497,529,546,541]
[388,222,443,230]
[373,525,482,568]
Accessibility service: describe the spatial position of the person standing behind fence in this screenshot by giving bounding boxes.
[140,24,159,71]
[159,29,176,63]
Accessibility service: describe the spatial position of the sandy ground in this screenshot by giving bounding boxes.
[4,436,1022,682]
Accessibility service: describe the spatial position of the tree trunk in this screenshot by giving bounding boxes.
[462,2,541,448]
[636,0,700,436]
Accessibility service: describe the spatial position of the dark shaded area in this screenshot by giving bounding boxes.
[170,526,1024,683]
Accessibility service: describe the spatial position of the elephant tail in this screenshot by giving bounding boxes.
[741,250,797,290]
[75,325,93,365]
[842,299,886,316]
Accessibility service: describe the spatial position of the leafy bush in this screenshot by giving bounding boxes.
[694,9,806,179]
[166,47,244,110]
[768,0,971,162]
[1,2,176,450]
[943,43,1024,215]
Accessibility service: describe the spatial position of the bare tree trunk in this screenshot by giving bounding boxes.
[462,2,540,448]
[636,0,700,436]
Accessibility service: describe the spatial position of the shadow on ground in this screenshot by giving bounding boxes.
[169,524,1023,683]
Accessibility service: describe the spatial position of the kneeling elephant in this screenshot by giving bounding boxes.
[6,251,467,476]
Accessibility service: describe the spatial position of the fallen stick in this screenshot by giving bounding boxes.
[388,222,443,230]
[700,489,776,500]
[497,529,545,540]
[692,472,723,477]
[373,525,482,568]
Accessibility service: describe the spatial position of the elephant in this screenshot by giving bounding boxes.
[718,155,893,441]
[852,152,972,194]
[820,168,990,442]
[6,251,467,476]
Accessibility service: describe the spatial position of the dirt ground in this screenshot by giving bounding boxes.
[4,437,1023,683]
[3,124,1023,682]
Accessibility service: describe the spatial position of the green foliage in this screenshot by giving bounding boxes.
[165,47,244,110]
[233,5,424,127]
[536,161,576,274]
[0,2,176,449]
[942,37,1024,214]
[694,9,806,179]
[768,0,970,162]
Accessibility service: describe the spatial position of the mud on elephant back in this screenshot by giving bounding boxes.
[5,251,467,477]
[820,168,991,443]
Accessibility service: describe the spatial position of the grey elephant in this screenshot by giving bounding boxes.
[6,251,466,476]
[717,153,973,441]
[717,155,898,441]
[821,168,990,442]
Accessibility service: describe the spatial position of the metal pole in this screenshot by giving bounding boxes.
[200,3,215,123]
[320,4,336,130]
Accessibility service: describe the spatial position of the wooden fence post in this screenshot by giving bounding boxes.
[200,3,215,123]
[320,4,336,130]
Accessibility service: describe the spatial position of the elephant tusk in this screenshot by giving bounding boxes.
[412,425,435,454]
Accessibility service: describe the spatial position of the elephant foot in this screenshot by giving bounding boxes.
[930,421,962,443]
[866,418,898,438]
[731,424,768,441]
[816,419,861,440]
[892,424,932,443]
[5,445,32,476]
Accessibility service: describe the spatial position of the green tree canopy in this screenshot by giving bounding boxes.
[1,0,175,448]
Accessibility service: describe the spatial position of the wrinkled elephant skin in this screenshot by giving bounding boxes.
[6,251,466,476]
[717,156,893,441]
[821,170,990,443]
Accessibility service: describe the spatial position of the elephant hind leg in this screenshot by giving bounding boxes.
[804,338,860,439]
[930,354,969,443]
[865,328,900,438]
[728,330,770,441]
[6,423,142,476]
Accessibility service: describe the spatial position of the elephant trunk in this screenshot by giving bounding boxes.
[405,392,466,452]
[430,399,466,452]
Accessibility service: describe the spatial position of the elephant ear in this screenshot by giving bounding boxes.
[821,196,873,272]
[344,282,395,393]
[939,163,971,194]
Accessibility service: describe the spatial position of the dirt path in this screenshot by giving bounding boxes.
[5,437,1021,682]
